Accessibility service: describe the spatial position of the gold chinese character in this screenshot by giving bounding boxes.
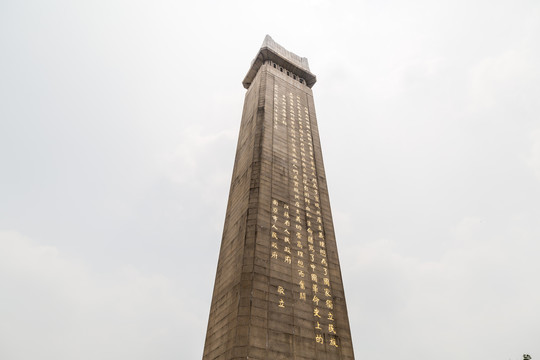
[284,211,290,218]
[271,251,278,259]
[284,236,290,243]
[323,277,330,286]
[312,284,318,293]
[312,295,320,305]
[310,264,316,272]
[284,204,289,210]
[272,215,278,222]
[284,220,290,226]
[313,308,321,318]
[318,232,324,239]
[299,280,305,290]
[324,288,331,297]
[272,199,278,206]
[300,292,306,300]
[296,241,303,248]
[284,256,291,264]
[278,299,285,308]
[307,236,313,244]
[328,312,334,321]
[323,267,328,275]
[295,224,302,231]
[311,273,318,282]
[271,224,278,230]
[309,244,315,252]
[298,260,304,268]
[320,249,326,257]
[329,337,338,347]
[297,250,304,257]
[319,241,325,248]
[315,321,322,330]
[284,246,291,254]
[315,334,324,344]
[298,270,305,277]
[326,299,333,309]
[272,232,278,239]
[296,232,302,239]
[277,286,285,295]
[310,253,315,262]
[329,324,336,334]
[271,242,278,249]
[321,258,328,266]
[273,207,278,213]
[317,217,322,223]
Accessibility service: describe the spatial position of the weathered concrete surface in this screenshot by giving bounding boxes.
[203,37,354,360]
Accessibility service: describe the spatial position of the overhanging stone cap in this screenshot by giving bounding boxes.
[242,35,317,89]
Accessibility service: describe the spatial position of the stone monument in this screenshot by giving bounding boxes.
[203,35,355,359]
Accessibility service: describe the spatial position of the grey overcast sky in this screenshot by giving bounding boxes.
[1,0,539,359]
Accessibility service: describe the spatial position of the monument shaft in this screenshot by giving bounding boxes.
[203,36,354,360]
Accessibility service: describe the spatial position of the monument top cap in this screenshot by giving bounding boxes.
[242,35,317,89]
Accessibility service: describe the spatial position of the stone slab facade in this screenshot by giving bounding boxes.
[203,36,355,360]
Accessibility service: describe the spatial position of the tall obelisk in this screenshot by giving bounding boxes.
[203,35,354,359]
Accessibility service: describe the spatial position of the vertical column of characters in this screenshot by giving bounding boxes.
[289,89,321,353]
[299,96,339,349]
[270,83,292,311]
[270,198,291,308]
[287,90,309,307]
[272,83,279,130]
